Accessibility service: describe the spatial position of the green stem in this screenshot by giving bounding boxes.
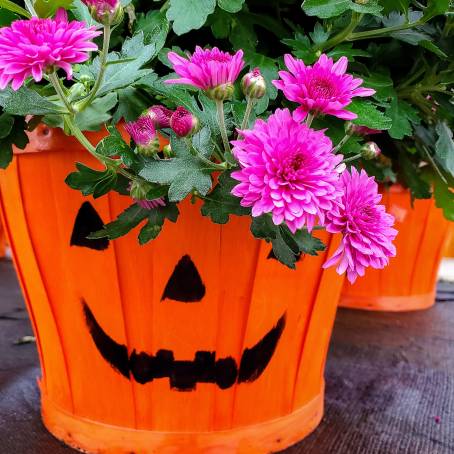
[240,97,255,131]
[305,112,315,127]
[216,100,231,155]
[333,133,352,153]
[48,72,75,114]
[348,21,423,42]
[421,145,448,184]
[342,153,362,163]
[23,0,37,16]
[78,24,111,111]
[64,116,99,156]
[316,12,362,51]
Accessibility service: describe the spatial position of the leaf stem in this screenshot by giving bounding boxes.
[216,100,231,155]
[240,96,255,131]
[333,133,352,153]
[316,12,362,51]
[348,21,423,41]
[342,153,362,163]
[305,112,315,127]
[78,24,111,111]
[23,0,37,16]
[48,72,75,115]
[421,145,448,184]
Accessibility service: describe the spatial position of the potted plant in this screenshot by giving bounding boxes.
[0,0,427,452]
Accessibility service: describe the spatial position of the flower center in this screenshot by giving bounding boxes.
[277,152,304,181]
[309,77,336,99]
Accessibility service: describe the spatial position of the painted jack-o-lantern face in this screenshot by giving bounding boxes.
[71,202,286,392]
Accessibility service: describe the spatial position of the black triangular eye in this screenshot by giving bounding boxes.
[161,255,206,302]
[70,202,109,251]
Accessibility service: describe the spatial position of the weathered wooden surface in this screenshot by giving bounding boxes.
[0,259,453,453]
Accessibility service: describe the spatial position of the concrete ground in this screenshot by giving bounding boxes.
[0,258,453,454]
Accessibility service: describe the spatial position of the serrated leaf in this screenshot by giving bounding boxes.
[112,86,150,123]
[422,0,450,21]
[96,126,130,157]
[435,122,454,176]
[0,113,14,139]
[192,126,213,158]
[398,151,431,199]
[385,98,420,139]
[74,92,117,131]
[348,100,392,130]
[89,204,149,240]
[65,162,118,197]
[167,0,216,35]
[218,0,244,13]
[0,0,30,17]
[168,168,212,201]
[250,215,278,240]
[302,0,351,18]
[294,230,326,256]
[0,86,63,115]
[310,22,330,44]
[138,203,179,244]
[419,40,448,58]
[135,10,169,56]
[433,175,454,221]
[200,171,250,223]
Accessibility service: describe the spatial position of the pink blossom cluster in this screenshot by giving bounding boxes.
[164,47,396,280]
[0,9,100,90]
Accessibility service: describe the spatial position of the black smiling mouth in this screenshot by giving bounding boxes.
[83,301,286,392]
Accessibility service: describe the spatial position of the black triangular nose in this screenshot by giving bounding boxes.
[70,201,109,251]
[161,255,206,302]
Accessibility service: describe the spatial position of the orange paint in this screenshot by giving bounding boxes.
[341,185,451,312]
[0,218,6,258]
[444,225,454,258]
[0,125,345,453]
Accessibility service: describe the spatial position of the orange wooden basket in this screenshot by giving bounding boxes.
[340,185,450,312]
[0,217,6,258]
[0,125,345,453]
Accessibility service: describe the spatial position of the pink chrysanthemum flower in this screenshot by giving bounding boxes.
[323,167,397,283]
[165,47,244,98]
[273,54,375,121]
[0,9,100,91]
[146,105,173,129]
[231,108,343,233]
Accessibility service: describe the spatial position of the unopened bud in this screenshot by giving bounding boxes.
[206,82,235,101]
[360,141,381,160]
[345,122,382,136]
[129,180,152,201]
[241,68,266,99]
[82,0,124,26]
[170,106,199,137]
[125,116,160,157]
[144,105,173,129]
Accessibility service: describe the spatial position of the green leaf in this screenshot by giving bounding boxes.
[294,230,326,256]
[327,43,371,61]
[210,8,232,38]
[34,0,73,17]
[167,0,216,35]
[140,135,214,201]
[96,126,130,157]
[271,228,299,269]
[71,0,96,26]
[138,203,179,245]
[0,115,28,168]
[379,0,409,14]
[192,126,214,158]
[398,152,431,199]
[250,215,277,240]
[349,0,382,15]
[419,40,448,58]
[229,13,257,52]
[0,7,20,25]
[135,10,169,56]
[348,100,392,130]
[0,113,14,139]
[65,162,117,197]
[422,0,450,21]
[201,171,250,223]
[390,29,430,45]
[89,204,149,240]
[74,93,117,131]
[112,86,150,123]
[361,73,395,101]
[433,176,454,221]
[218,0,244,13]
[83,32,158,97]
[0,0,30,17]
[385,98,420,139]
[435,122,454,176]
[302,0,351,18]
[0,87,63,115]
[310,22,330,44]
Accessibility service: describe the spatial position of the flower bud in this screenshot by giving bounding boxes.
[129,180,152,201]
[125,116,160,157]
[68,82,87,101]
[170,106,199,137]
[360,141,381,160]
[241,68,266,99]
[345,122,381,136]
[82,0,123,26]
[206,82,235,101]
[144,105,173,129]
